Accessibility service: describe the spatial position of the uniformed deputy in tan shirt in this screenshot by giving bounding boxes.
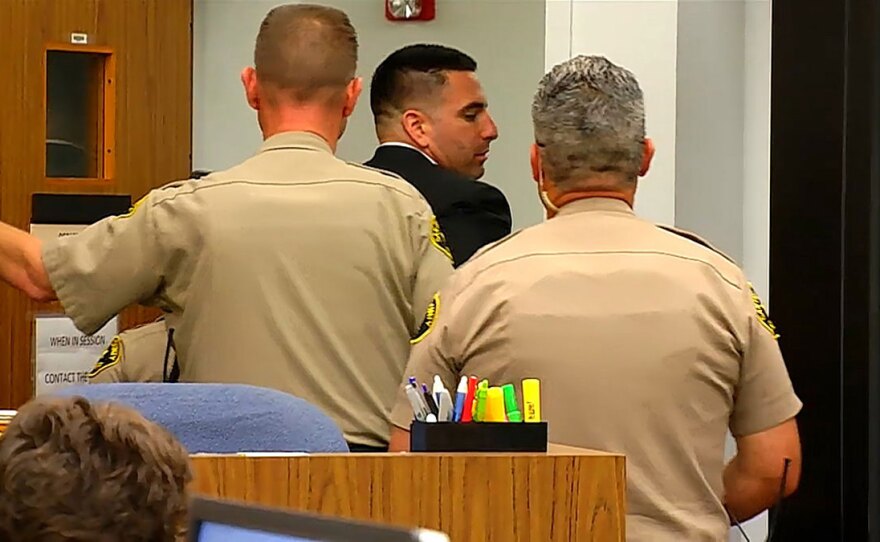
[389,56,802,540]
[0,5,452,450]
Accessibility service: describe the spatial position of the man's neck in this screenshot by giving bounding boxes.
[260,108,342,152]
[544,182,636,219]
[378,138,438,165]
[550,173,637,209]
[555,190,634,209]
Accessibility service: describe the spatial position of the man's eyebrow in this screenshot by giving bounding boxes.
[459,101,487,113]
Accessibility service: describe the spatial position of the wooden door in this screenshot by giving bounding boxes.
[0,0,193,407]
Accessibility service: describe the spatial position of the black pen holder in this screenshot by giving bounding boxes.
[409,421,548,452]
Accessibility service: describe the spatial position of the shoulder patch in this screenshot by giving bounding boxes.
[411,293,440,345]
[87,336,124,378]
[657,225,736,264]
[430,217,454,261]
[749,283,780,339]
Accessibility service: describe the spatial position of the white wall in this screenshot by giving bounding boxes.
[675,0,745,261]
[192,1,265,171]
[194,0,546,229]
[742,0,772,301]
[673,0,772,302]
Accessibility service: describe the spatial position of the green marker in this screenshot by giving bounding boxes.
[502,383,522,422]
[473,380,489,422]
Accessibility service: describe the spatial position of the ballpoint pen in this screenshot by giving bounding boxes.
[405,383,429,421]
[422,383,439,416]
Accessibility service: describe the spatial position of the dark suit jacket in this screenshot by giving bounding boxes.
[365,145,512,267]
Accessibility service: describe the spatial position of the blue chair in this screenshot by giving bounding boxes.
[53,383,348,454]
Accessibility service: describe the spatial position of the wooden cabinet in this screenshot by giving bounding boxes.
[0,0,193,407]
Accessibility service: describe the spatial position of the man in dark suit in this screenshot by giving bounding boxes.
[365,44,512,267]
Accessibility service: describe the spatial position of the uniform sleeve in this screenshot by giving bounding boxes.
[729,284,803,437]
[41,190,189,335]
[390,269,509,430]
[409,207,454,335]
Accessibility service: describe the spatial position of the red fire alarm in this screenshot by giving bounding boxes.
[385,0,435,21]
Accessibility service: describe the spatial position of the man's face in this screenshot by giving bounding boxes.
[421,71,498,179]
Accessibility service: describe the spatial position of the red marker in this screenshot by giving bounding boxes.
[460,376,478,422]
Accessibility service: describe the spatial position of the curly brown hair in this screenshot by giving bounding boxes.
[0,396,191,541]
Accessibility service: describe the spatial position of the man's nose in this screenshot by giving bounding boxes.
[483,114,499,141]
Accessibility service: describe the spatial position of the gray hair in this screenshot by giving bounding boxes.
[531,55,646,189]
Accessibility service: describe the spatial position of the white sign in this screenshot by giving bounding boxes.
[70,32,89,45]
[29,223,86,243]
[34,315,118,395]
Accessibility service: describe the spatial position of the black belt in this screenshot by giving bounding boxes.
[346,442,388,453]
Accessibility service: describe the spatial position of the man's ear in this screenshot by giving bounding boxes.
[401,109,431,148]
[241,67,260,111]
[343,77,363,118]
[640,137,656,177]
[530,143,542,184]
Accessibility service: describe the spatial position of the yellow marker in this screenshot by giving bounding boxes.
[522,378,541,422]
[484,386,506,422]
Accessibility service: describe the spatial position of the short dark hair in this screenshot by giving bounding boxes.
[0,396,192,542]
[255,4,358,102]
[370,44,477,124]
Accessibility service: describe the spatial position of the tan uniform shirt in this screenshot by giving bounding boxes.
[391,197,802,541]
[43,131,454,447]
[87,320,171,383]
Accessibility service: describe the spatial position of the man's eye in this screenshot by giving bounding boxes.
[463,114,478,122]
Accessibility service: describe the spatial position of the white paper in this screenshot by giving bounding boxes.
[34,315,118,395]
[29,223,86,244]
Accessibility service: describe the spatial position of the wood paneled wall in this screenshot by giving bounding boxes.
[0,0,193,407]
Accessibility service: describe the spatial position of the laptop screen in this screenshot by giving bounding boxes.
[189,498,449,542]
[197,521,319,542]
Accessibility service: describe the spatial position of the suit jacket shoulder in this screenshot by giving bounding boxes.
[365,145,513,266]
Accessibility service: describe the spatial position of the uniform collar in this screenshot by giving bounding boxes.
[259,131,333,154]
[556,197,635,217]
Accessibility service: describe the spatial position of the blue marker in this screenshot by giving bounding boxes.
[452,376,468,422]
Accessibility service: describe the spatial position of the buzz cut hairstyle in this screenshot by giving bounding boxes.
[254,4,358,102]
